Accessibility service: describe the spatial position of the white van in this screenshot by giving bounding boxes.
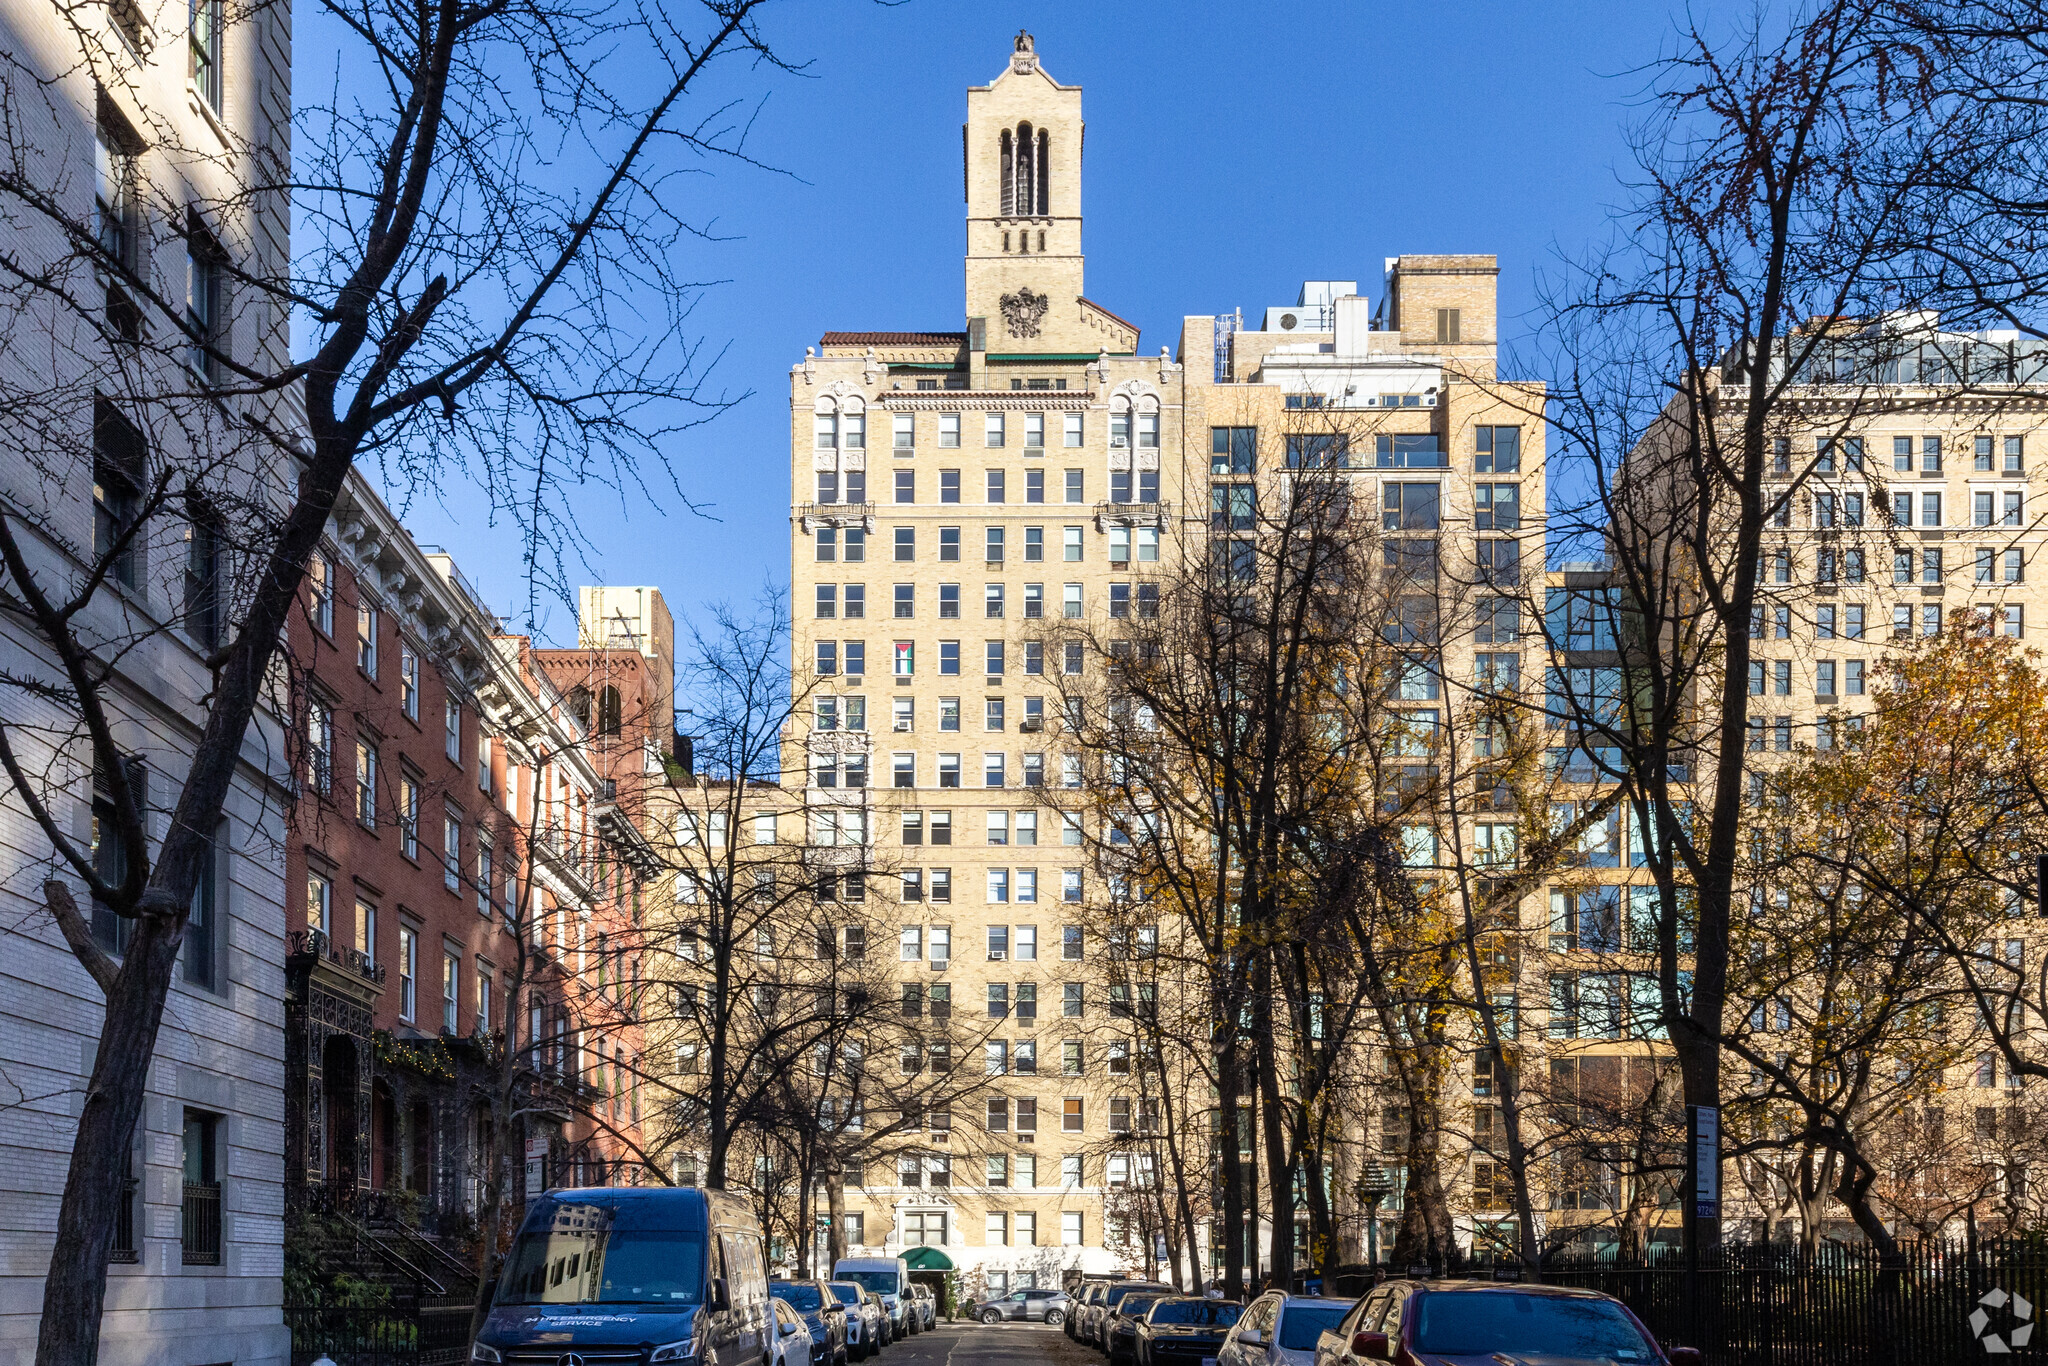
[834,1257,913,1337]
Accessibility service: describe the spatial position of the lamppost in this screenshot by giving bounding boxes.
[1360,1165,1395,1271]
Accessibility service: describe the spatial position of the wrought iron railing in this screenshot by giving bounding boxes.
[289,927,389,985]
[182,1181,221,1265]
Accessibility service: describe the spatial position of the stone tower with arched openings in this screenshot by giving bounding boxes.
[963,33,1138,360]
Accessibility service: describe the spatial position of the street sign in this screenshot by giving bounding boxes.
[1690,1105,1720,1219]
[525,1136,547,1199]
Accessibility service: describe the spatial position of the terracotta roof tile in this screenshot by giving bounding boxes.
[819,331,967,347]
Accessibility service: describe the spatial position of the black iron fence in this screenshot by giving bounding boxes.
[1307,1237,2048,1366]
[285,1296,472,1366]
[1546,1239,2048,1366]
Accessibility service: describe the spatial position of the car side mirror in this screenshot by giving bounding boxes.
[781,1321,800,1337]
[1239,1329,1265,1346]
[1669,1349,1704,1366]
[824,1303,844,1314]
[480,1277,500,1308]
[708,1277,730,1312]
[1352,1331,1390,1360]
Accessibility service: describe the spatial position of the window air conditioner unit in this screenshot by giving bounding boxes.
[1020,718,1042,733]
[1110,437,1128,448]
[929,958,948,971]
[988,950,1007,961]
[844,674,863,685]
[894,720,912,733]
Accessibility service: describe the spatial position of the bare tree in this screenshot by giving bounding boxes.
[0,0,797,1356]
[1529,0,1989,1268]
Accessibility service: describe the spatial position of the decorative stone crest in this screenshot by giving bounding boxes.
[1000,286,1049,339]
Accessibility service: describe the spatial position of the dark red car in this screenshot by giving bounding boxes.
[1311,1280,1703,1366]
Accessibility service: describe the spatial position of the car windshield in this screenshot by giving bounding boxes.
[1121,1296,1167,1319]
[775,1284,824,1312]
[1278,1305,1347,1350]
[1150,1301,1244,1327]
[841,1272,900,1294]
[1107,1285,1162,1309]
[497,1200,705,1305]
[830,1284,865,1307]
[1411,1293,1654,1359]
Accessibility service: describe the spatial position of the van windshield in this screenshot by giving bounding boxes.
[498,1200,705,1306]
[840,1272,900,1295]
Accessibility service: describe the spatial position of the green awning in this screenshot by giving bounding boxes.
[903,1246,955,1270]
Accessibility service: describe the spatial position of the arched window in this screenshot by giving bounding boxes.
[1036,128,1049,216]
[1015,122,1036,216]
[1000,128,1014,216]
[598,685,622,737]
[568,686,592,731]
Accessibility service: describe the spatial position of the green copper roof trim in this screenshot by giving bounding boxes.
[987,352,1136,361]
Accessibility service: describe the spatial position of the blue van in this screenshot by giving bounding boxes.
[471,1187,770,1366]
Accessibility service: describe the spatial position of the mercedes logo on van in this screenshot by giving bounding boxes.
[557,1353,586,1366]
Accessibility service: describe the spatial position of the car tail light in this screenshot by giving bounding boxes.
[1350,1330,1391,1360]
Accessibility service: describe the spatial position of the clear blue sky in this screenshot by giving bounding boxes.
[372,0,1690,644]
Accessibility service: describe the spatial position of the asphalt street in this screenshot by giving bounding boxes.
[878,1320,1096,1366]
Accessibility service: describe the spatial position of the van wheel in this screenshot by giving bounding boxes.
[1046,1311,1065,1327]
[981,1309,1003,1325]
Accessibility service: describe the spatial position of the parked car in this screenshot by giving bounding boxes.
[980,1287,1073,1325]
[1106,1292,1174,1365]
[827,1281,877,1359]
[861,1288,893,1348]
[771,1298,817,1366]
[836,1256,915,1340]
[909,1284,936,1330]
[1219,1293,1348,1366]
[1069,1283,1108,1342]
[770,1279,849,1366]
[1086,1281,1176,1350]
[1135,1296,1244,1366]
[472,1187,769,1366]
[1311,1280,1702,1366]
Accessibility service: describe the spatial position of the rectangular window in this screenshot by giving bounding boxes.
[1063,527,1084,562]
[941,471,962,502]
[355,740,377,827]
[1475,426,1521,473]
[1383,483,1440,531]
[939,413,961,448]
[398,924,418,1021]
[180,1109,221,1265]
[1063,1098,1084,1133]
[1474,483,1519,531]
[1064,469,1084,503]
[443,811,461,891]
[442,949,460,1032]
[181,515,231,652]
[893,527,915,561]
[986,413,1006,447]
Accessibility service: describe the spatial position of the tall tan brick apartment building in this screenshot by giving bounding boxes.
[785,32,1550,1285]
